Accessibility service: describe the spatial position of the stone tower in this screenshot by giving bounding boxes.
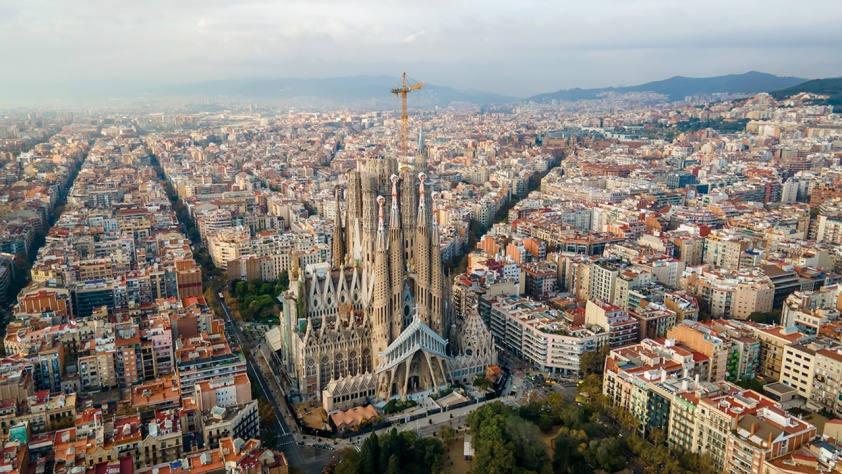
[331,186,344,269]
[430,192,444,335]
[414,173,431,325]
[388,174,406,340]
[360,174,378,266]
[415,127,428,174]
[345,164,362,260]
[400,170,416,266]
[371,195,391,368]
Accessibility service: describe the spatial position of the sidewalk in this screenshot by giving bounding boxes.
[251,338,515,448]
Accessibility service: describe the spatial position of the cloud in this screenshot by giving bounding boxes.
[0,0,839,100]
[403,30,425,43]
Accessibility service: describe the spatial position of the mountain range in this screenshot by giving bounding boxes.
[8,72,818,107]
[526,71,808,103]
[146,76,516,107]
[526,71,807,102]
[770,77,842,111]
[150,71,809,106]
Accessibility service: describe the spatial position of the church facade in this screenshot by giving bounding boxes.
[279,137,496,411]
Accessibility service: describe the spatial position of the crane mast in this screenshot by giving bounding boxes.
[390,72,424,158]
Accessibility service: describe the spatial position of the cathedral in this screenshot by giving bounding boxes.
[279,134,496,412]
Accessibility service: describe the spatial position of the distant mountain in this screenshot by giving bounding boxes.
[771,77,842,110]
[527,71,808,103]
[146,75,515,107]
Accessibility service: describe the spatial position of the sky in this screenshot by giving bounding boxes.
[1,0,841,100]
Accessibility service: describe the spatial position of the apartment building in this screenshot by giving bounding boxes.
[585,300,639,348]
[194,373,252,411]
[704,229,757,271]
[724,406,816,474]
[603,339,702,435]
[488,296,607,376]
[810,347,842,417]
[175,333,247,398]
[522,261,557,300]
[690,268,775,320]
[201,401,259,449]
[779,342,827,401]
[664,290,700,321]
[630,304,677,342]
[207,226,251,270]
[668,320,729,383]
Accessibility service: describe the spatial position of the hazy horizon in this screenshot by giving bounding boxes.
[2,0,841,103]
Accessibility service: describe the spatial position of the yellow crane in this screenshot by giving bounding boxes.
[391,72,424,157]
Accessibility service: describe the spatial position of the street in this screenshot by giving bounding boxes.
[216,292,335,474]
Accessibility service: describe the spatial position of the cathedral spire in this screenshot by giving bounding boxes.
[417,172,427,222]
[331,186,344,269]
[389,174,401,224]
[376,195,387,249]
[400,170,417,265]
[430,192,445,335]
[415,127,428,174]
[372,194,391,369]
[418,126,425,153]
[414,173,431,324]
[345,169,363,259]
[388,174,406,340]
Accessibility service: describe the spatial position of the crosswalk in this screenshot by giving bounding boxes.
[277,433,296,446]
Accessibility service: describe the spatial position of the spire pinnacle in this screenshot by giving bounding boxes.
[377,195,386,230]
[417,172,427,216]
[418,126,425,152]
[390,174,400,209]
[431,192,440,242]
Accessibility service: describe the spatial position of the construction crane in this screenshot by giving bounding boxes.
[391,72,425,158]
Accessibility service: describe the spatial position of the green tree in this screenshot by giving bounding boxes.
[257,398,275,425]
[580,345,610,376]
[537,413,554,433]
[275,271,290,294]
[386,454,400,474]
[612,405,638,432]
[473,376,493,391]
[553,427,591,474]
[576,374,608,412]
[52,416,76,430]
[583,437,626,473]
[359,433,380,474]
[234,280,248,299]
[439,425,456,446]
[505,414,549,471]
[260,282,275,296]
[735,378,765,392]
[467,404,517,474]
[334,449,360,474]
[748,310,781,325]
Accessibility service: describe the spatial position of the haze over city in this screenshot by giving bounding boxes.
[3,2,842,474]
[2,0,842,101]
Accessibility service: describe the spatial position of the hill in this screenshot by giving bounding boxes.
[528,71,808,103]
[149,75,515,107]
[771,77,842,110]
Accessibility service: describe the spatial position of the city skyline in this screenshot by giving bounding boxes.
[2,0,841,102]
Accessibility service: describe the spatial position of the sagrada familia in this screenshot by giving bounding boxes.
[279,134,496,412]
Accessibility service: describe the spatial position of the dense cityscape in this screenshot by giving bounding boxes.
[1,62,842,474]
